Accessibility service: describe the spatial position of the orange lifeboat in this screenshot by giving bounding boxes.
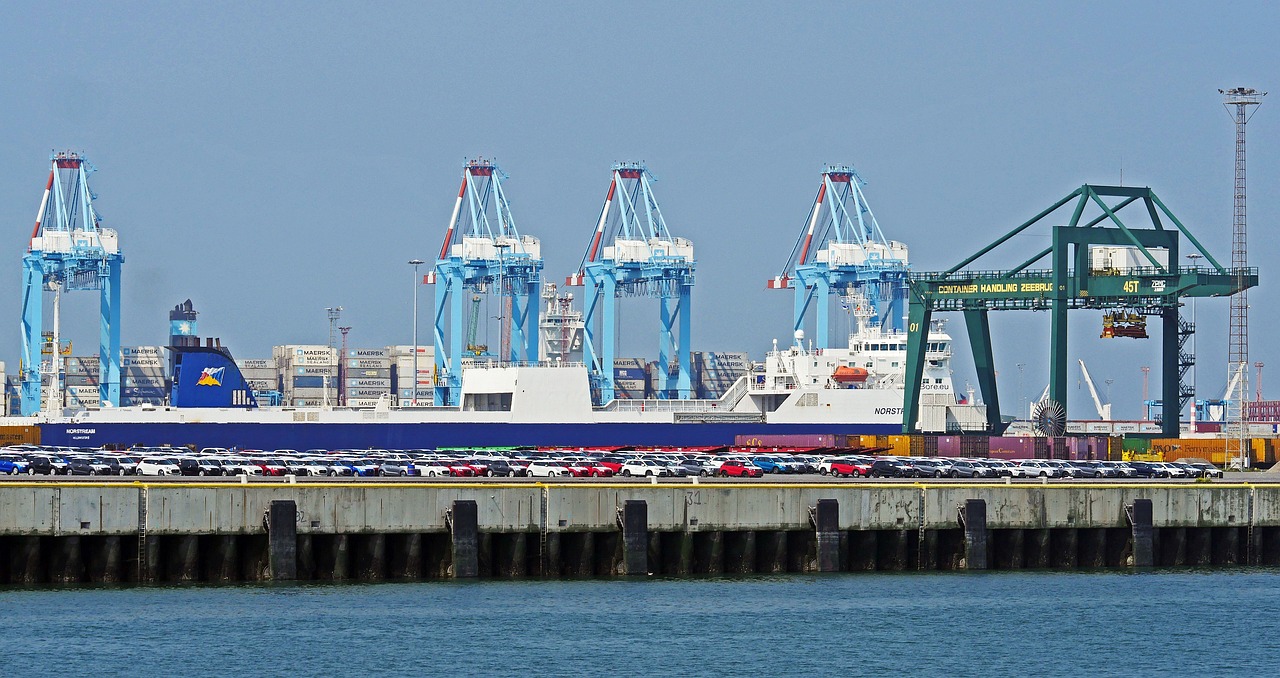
[832,366,869,384]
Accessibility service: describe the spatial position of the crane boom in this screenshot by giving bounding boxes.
[1078,359,1112,420]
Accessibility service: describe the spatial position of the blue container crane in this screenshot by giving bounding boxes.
[426,159,542,406]
[566,162,695,404]
[20,152,124,414]
[767,166,909,348]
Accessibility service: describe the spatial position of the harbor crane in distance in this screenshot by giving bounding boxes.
[767,165,909,348]
[20,152,124,414]
[1077,359,1112,420]
[904,184,1256,437]
[426,159,542,406]
[566,162,695,404]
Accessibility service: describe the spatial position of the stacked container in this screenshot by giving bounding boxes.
[694,351,751,399]
[390,345,433,406]
[61,355,101,407]
[345,348,393,407]
[274,345,338,406]
[236,359,279,396]
[613,358,648,400]
[121,346,167,405]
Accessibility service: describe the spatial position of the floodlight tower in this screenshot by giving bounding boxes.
[767,165,909,348]
[566,162,695,403]
[20,152,124,414]
[1221,87,1264,465]
[426,159,543,406]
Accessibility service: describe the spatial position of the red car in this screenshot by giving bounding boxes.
[579,462,616,478]
[717,461,764,478]
[829,460,871,478]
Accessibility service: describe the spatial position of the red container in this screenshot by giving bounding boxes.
[733,434,844,448]
[988,436,1036,460]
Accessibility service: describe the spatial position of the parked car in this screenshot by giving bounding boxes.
[716,460,764,478]
[0,454,30,475]
[870,459,911,478]
[136,458,181,476]
[621,460,672,477]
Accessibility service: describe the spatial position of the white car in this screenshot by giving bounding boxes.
[526,460,571,478]
[1017,460,1059,478]
[620,460,671,477]
[136,458,181,476]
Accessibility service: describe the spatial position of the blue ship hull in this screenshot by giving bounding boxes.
[40,421,903,450]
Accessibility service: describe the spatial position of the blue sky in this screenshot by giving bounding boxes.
[0,2,1275,419]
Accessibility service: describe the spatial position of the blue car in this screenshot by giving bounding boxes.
[0,455,31,475]
[750,456,787,474]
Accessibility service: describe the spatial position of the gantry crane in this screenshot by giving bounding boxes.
[768,165,909,347]
[426,159,542,406]
[566,162,695,403]
[20,152,124,414]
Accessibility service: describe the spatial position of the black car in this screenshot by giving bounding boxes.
[869,460,910,478]
[94,457,128,476]
[479,459,516,477]
[66,458,98,476]
[1126,461,1167,478]
[23,454,64,475]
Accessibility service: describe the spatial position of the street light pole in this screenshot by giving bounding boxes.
[409,259,424,405]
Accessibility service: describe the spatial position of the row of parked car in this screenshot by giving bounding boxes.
[0,444,1224,480]
[818,456,1225,479]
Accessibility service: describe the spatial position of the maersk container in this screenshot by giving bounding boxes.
[353,368,392,379]
[245,379,276,391]
[346,398,385,408]
[122,356,164,368]
[123,346,164,356]
[345,378,391,389]
[348,387,388,399]
[347,348,390,359]
[237,359,273,370]
[294,366,337,377]
[349,358,391,369]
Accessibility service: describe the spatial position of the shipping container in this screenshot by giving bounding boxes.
[293,376,327,389]
[733,433,846,448]
[237,359,274,370]
[346,398,385,408]
[294,366,338,377]
[347,387,389,399]
[122,357,165,368]
[936,436,962,457]
[124,376,166,388]
[613,367,648,381]
[886,435,912,456]
[292,399,324,407]
[123,346,165,356]
[1112,422,1140,434]
[354,368,393,379]
[0,425,40,445]
[63,375,98,387]
[245,379,276,391]
[348,358,392,369]
[345,378,391,389]
[987,436,1036,460]
[347,348,390,359]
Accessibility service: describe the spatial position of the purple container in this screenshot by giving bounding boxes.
[936,436,962,457]
[988,437,1035,459]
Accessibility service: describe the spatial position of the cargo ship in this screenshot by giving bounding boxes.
[23,313,988,450]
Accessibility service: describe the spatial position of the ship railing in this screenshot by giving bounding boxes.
[598,399,726,413]
[463,360,586,370]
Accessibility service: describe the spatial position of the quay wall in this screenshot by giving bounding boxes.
[4,481,1280,584]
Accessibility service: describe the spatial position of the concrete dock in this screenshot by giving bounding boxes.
[2,480,1279,583]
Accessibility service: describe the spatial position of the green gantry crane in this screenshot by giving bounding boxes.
[903,184,1258,437]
